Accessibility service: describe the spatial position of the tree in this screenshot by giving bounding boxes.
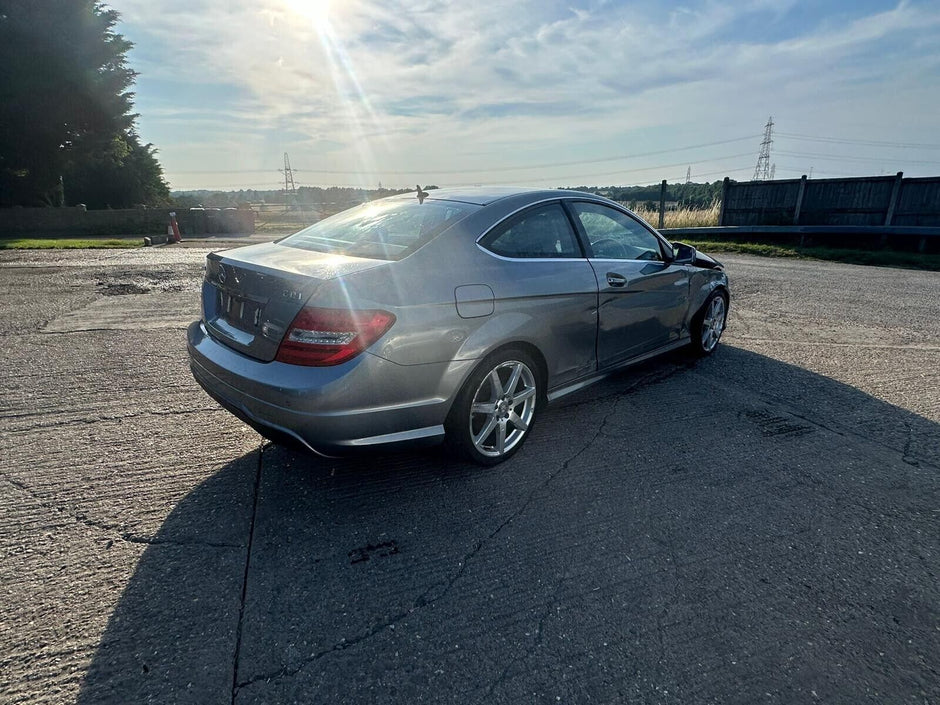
[0,1,169,207]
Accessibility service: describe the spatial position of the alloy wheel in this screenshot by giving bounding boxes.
[468,360,537,458]
[700,295,726,352]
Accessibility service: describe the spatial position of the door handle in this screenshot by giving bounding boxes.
[606,272,627,287]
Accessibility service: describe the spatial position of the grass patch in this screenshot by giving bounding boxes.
[683,239,940,271]
[254,219,310,234]
[633,202,720,229]
[0,237,143,249]
[629,202,939,270]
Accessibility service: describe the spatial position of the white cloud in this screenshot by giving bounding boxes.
[117,0,940,188]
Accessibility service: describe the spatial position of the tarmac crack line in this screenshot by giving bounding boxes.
[482,580,565,698]
[234,397,626,693]
[902,421,921,467]
[0,470,241,549]
[2,406,228,432]
[554,360,695,412]
[120,535,242,549]
[779,404,939,472]
[231,442,265,705]
[3,406,224,427]
[40,326,191,335]
[647,530,682,671]
[689,367,940,472]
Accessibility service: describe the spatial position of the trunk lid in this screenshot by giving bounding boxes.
[201,242,386,362]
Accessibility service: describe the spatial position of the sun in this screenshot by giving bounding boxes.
[280,0,332,28]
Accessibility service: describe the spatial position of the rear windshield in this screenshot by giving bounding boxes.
[279,198,479,261]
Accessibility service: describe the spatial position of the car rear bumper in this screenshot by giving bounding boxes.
[187,321,473,455]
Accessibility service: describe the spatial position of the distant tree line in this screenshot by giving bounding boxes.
[567,181,725,208]
[172,183,725,211]
[171,186,434,209]
[0,1,169,208]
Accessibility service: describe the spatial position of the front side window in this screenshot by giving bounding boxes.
[570,202,663,261]
[480,203,581,259]
[280,198,478,261]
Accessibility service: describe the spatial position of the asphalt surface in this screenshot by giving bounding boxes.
[0,246,938,704]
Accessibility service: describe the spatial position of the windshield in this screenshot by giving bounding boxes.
[278,198,479,261]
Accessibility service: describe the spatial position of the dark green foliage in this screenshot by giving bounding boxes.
[173,186,413,209]
[682,239,940,272]
[0,1,168,207]
[170,193,204,210]
[64,137,169,208]
[567,181,725,208]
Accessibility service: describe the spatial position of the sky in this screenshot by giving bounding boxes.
[115,0,940,191]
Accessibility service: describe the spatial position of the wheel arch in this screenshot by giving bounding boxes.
[446,340,550,420]
[442,340,547,464]
[687,275,730,329]
[493,341,549,408]
[712,283,730,309]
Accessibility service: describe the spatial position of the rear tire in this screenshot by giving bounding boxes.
[689,290,728,356]
[446,348,541,465]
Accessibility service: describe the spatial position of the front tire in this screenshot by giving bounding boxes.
[689,290,728,356]
[446,349,541,465]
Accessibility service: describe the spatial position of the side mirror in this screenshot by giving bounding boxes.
[672,242,697,265]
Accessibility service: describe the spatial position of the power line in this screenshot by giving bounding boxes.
[773,165,893,178]
[691,165,755,178]
[447,153,755,186]
[660,165,756,182]
[777,132,940,150]
[777,165,922,178]
[169,135,762,176]
[174,159,758,191]
[773,165,855,177]
[435,135,762,174]
[169,130,940,180]
[175,183,284,188]
[173,164,760,191]
[775,150,940,166]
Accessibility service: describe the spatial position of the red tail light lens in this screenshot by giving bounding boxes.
[275,307,396,366]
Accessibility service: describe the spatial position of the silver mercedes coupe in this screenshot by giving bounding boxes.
[187,187,729,464]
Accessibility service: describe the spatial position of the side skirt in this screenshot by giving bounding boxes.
[546,337,691,403]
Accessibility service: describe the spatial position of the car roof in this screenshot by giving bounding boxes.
[393,186,602,207]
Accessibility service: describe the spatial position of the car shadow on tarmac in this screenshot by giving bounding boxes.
[76,347,940,704]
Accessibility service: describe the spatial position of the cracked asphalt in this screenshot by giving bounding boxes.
[1,247,938,704]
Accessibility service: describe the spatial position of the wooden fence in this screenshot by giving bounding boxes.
[0,206,254,237]
[718,173,940,227]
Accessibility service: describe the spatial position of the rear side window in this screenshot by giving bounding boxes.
[280,198,478,261]
[480,203,581,258]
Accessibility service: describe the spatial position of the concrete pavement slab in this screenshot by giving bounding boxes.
[232,348,939,703]
[0,249,937,704]
[1,252,260,702]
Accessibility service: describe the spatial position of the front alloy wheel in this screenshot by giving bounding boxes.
[691,291,727,355]
[701,294,726,352]
[448,350,540,465]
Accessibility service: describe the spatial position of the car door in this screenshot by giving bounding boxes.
[477,201,599,388]
[566,200,690,368]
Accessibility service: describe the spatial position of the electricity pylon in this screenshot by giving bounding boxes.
[752,117,774,181]
[280,152,297,196]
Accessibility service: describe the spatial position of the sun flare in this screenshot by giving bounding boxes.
[280,0,332,28]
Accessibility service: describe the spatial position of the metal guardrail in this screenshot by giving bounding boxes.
[659,225,940,253]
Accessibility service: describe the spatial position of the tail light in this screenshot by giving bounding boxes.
[275,307,396,366]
